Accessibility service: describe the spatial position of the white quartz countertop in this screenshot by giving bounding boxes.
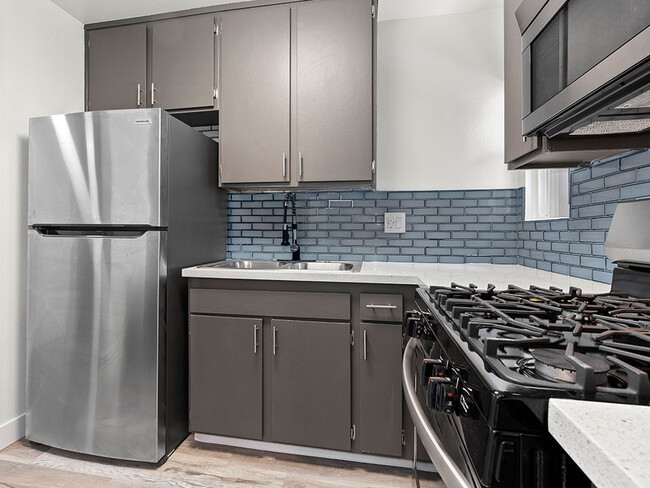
[549,399,650,488]
[182,262,611,293]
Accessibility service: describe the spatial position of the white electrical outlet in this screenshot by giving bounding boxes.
[384,212,406,233]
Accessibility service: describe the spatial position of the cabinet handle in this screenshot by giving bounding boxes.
[299,152,303,177]
[273,326,277,355]
[366,304,397,309]
[282,152,287,178]
[253,324,258,354]
[151,82,157,105]
[363,329,368,360]
[137,83,143,107]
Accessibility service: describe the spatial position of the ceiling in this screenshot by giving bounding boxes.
[49,0,502,25]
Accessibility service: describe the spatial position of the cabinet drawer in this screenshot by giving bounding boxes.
[360,294,403,323]
[190,289,350,321]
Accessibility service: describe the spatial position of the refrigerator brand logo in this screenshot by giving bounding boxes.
[134,119,152,125]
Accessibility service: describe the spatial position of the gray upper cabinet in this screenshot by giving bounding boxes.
[151,15,217,111]
[189,315,263,440]
[87,24,147,111]
[358,323,403,457]
[270,319,351,451]
[504,0,539,165]
[220,6,290,184]
[293,0,373,183]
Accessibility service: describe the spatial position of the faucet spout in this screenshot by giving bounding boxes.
[282,192,300,260]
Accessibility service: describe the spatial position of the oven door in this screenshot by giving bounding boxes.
[403,338,481,488]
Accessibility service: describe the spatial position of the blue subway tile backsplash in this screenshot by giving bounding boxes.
[517,150,650,283]
[193,125,650,285]
[227,189,523,265]
[224,150,650,285]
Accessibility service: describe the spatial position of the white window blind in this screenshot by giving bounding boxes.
[525,169,570,221]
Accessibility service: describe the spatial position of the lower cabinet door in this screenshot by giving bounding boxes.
[359,323,403,457]
[189,315,263,439]
[271,319,351,451]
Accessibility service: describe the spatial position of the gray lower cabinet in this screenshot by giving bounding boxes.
[189,315,263,440]
[270,319,351,451]
[219,5,290,184]
[187,280,414,460]
[358,323,403,457]
[87,24,147,111]
[294,0,373,183]
[151,15,217,111]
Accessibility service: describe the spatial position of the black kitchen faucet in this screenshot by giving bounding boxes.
[281,192,300,260]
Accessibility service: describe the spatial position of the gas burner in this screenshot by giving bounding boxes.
[530,349,610,385]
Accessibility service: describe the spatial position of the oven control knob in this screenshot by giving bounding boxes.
[403,311,434,340]
[404,312,423,338]
[427,377,458,414]
[420,359,449,386]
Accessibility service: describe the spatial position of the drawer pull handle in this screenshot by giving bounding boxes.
[366,304,397,309]
[253,324,258,354]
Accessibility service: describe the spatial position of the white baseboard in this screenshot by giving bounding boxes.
[194,433,437,473]
[0,414,25,451]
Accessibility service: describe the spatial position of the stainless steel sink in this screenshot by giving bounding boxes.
[211,259,284,270]
[282,261,358,271]
[202,259,361,272]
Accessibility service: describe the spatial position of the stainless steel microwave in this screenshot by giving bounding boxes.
[517,0,650,140]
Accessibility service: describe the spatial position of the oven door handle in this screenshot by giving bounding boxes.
[402,338,474,488]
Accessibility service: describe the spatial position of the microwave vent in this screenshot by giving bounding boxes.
[616,89,650,109]
[570,119,650,136]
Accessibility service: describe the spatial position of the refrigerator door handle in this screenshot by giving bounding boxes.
[32,227,150,238]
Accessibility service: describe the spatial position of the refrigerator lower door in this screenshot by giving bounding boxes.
[28,109,166,227]
[26,229,167,462]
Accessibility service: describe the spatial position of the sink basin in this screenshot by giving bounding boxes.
[282,261,358,271]
[202,259,361,272]
[211,259,285,270]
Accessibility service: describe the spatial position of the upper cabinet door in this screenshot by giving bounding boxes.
[294,0,373,183]
[151,15,216,110]
[220,6,291,184]
[87,24,147,111]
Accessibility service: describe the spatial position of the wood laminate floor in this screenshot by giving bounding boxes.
[0,437,446,488]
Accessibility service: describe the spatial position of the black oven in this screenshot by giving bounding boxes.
[518,0,650,138]
[403,289,591,488]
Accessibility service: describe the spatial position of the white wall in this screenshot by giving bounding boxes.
[0,0,84,449]
[377,6,524,191]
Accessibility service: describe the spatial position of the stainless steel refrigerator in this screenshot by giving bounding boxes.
[26,109,226,463]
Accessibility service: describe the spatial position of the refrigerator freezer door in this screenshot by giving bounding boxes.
[26,229,166,462]
[28,109,166,226]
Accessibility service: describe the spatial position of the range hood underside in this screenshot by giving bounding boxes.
[508,133,650,170]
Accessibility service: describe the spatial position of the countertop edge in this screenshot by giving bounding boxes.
[548,399,650,488]
[181,267,426,287]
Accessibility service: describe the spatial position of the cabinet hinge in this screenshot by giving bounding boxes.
[401,429,406,446]
[371,160,376,174]
[350,330,355,346]
[371,4,376,19]
[351,424,356,441]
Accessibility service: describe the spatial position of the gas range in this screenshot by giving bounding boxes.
[401,198,650,488]
[422,282,650,403]
[404,281,650,488]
